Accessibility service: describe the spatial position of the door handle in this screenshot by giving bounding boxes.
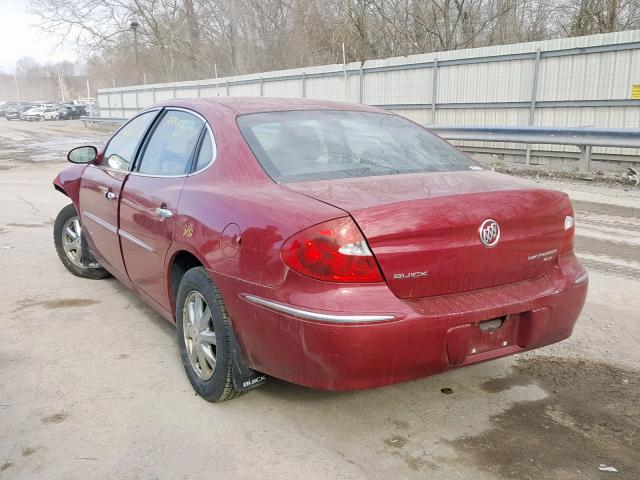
[105,191,117,200]
[155,207,173,219]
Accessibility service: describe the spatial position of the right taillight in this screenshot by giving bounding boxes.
[561,214,575,252]
[281,217,384,283]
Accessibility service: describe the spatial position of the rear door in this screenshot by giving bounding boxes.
[119,109,206,310]
[79,111,158,276]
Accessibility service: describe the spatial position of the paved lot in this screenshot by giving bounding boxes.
[1,119,639,479]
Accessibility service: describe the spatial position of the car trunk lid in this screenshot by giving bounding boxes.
[285,171,571,298]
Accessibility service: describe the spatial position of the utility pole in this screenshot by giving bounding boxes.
[14,71,20,100]
[130,19,141,84]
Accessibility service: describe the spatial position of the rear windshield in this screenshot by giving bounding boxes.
[237,110,479,182]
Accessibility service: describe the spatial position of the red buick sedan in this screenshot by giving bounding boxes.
[53,98,588,402]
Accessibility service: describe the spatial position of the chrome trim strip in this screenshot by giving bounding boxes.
[118,229,155,253]
[574,271,589,285]
[242,294,396,323]
[81,211,117,234]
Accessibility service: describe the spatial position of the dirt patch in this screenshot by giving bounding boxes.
[384,435,408,449]
[21,447,37,457]
[5,222,49,229]
[41,413,68,424]
[0,462,12,472]
[451,356,639,480]
[12,298,100,313]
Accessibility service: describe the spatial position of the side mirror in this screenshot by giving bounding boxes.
[67,146,97,164]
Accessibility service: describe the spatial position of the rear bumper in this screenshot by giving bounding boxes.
[217,253,588,391]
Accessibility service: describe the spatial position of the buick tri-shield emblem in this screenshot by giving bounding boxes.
[479,219,500,248]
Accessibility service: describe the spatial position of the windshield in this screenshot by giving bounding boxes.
[237,110,479,182]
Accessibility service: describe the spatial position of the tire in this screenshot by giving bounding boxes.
[176,267,243,402]
[53,204,110,279]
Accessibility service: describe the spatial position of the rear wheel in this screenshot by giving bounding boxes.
[53,204,110,279]
[176,267,243,402]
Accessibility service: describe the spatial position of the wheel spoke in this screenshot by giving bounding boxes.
[194,294,204,323]
[188,301,197,325]
[199,306,212,330]
[202,346,216,370]
[74,218,82,238]
[187,338,198,365]
[199,329,216,346]
[65,227,77,239]
[196,344,210,375]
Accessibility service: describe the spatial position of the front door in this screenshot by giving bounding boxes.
[79,111,158,277]
[119,109,205,310]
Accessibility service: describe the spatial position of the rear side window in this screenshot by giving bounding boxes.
[195,131,215,172]
[102,111,156,171]
[138,110,204,176]
[237,111,478,182]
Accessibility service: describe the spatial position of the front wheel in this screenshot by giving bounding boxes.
[53,204,110,279]
[176,267,244,402]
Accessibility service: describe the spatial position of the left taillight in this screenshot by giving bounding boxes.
[281,217,384,283]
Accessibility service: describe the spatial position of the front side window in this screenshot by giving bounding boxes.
[137,110,204,176]
[102,111,157,171]
[237,111,479,182]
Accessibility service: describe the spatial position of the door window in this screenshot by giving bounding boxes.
[137,110,204,176]
[102,111,157,171]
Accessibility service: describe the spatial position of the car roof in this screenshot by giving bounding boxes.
[160,97,386,116]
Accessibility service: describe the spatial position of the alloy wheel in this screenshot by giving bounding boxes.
[61,216,85,268]
[182,291,217,380]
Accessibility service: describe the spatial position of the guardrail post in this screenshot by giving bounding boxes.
[431,58,438,124]
[172,84,177,98]
[152,87,156,103]
[106,94,111,118]
[120,91,125,118]
[197,82,201,98]
[226,80,230,96]
[135,90,139,111]
[526,48,542,166]
[301,73,306,98]
[579,145,592,173]
[260,77,264,96]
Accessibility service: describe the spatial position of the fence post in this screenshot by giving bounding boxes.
[301,73,306,98]
[579,145,592,173]
[106,94,111,118]
[526,48,542,165]
[120,91,125,118]
[431,58,438,124]
[359,64,364,104]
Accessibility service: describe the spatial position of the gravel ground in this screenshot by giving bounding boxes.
[0,118,638,480]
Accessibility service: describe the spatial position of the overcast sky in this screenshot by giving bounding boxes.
[0,0,78,73]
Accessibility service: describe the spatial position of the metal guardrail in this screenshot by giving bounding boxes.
[79,115,638,173]
[429,125,640,172]
[79,116,126,126]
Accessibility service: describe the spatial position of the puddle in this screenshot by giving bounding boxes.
[450,356,640,479]
[12,298,100,312]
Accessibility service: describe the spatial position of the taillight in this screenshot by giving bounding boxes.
[281,217,383,283]
[561,214,575,252]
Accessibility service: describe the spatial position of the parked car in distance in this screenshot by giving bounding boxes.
[43,108,62,120]
[5,104,31,120]
[21,106,47,121]
[52,97,588,403]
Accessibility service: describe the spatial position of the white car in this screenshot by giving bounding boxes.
[43,108,61,120]
[21,107,46,121]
